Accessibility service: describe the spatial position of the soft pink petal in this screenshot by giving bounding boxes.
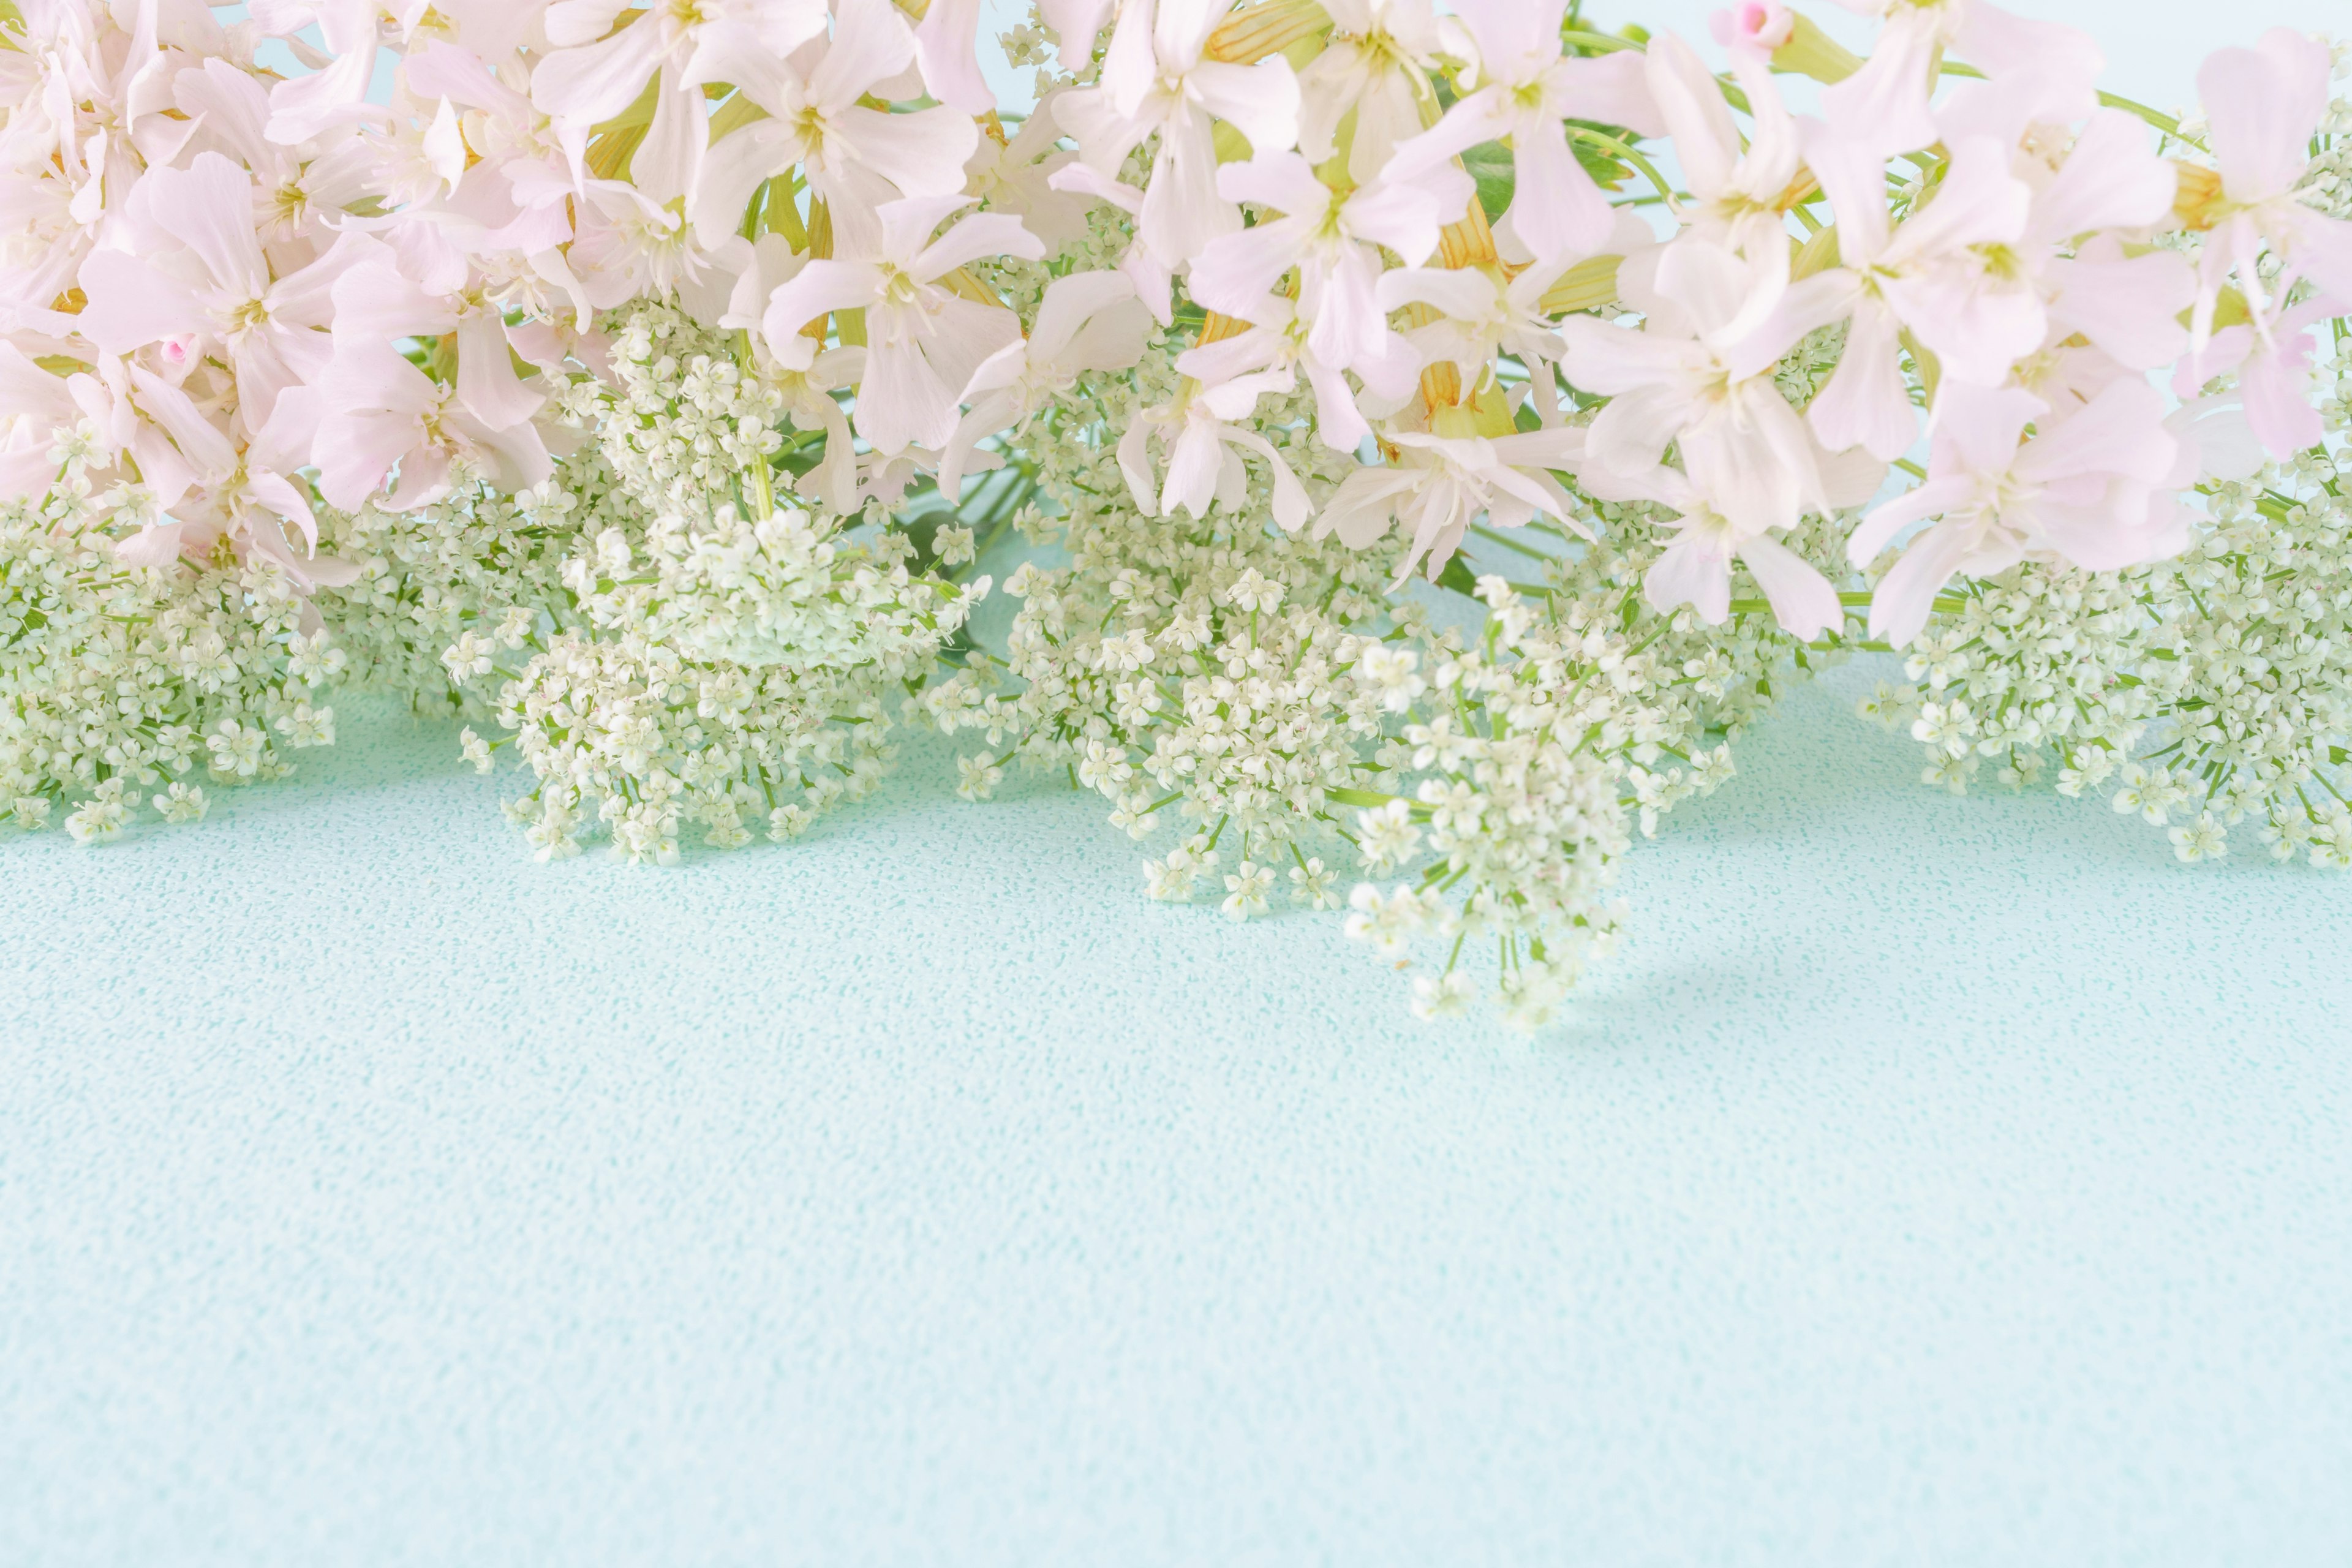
[2198,27,2332,202]
[1740,534,1843,640]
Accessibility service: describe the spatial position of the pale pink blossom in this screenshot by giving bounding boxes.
[1378,210,1656,400]
[301,337,553,512]
[2185,29,2352,410]
[1559,239,1840,540]
[964,93,1094,255]
[0,342,85,500]
[1177,288,1420,454]
[2012,108,2195,377]
[942,271,1153,499]
[1297,0,1450,186]
[279,244,552,512]
[1646,29,1800,330]
[912,0,993,115]
[173,57,375,243]
[0,2,196,331]
[1384,0,1663,262]
[1609,462,1846,639]
[1821,0,2101,158]
[252,0,418,145]
[1757,126,2041,460]
[533,0,829,205]
[1041,157,1174,319]
[1710,2,1794,61]
[76,153,361,433]
[2174,294,2344,460]
[1316,426,1589,581]
[726,263,865,516]
[1849,380,2182,646]
[1037,0,1115,75]
[563,176,752,318]
[685,0,977,251]
[1055,0,1300,282]
[109,358,350,584]
[1117,371,1314,532]
[759,194,1046,455]
[1190,153,1439,374]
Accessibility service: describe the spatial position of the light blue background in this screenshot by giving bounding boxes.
[6,657,2349,1566]
[9,2,2352,1563]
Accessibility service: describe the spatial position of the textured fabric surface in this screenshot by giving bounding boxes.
[4,657,2348,1566]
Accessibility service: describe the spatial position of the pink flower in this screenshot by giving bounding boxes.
[685,0,977,252]
[2019,110,2195,375]
[1298,0,1449,186]
[963,92,1095,256]
[279,246,553,513]
[1378,210,1656,404]
[2174,294,2345,461]
[1117,371,1316,533]
[76,153,362,435]
[1613,464,1847,639]
[1849,380,2184,646]
[533,0,830,205]
[759,194,1046,456]
[1038,0,1115,75]
[1317,426,1589,581]
[1821,0,2101,158]
[1384,0,1663,263]
[1055,0,1301,281]
[0,343,85,502]
[1644,29,1801,339]
[1190,153,1441,374]
[942,271,1153,500]
[254,0,399,145]
[1559,239,1841,541]
[1757,126,2041,461]
[90,355,353,585]
[301,339,553,512]
[1711,2,1794,61]
[2184,29,2352,438]
[912,0,993,115]
[1176,290,1420,454]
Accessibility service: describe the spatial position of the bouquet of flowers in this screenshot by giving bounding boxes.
[4,0,2348,1024]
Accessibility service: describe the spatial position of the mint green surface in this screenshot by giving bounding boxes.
[4,659,2348,1565]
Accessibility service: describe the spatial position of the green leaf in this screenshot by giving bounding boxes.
[1434,553,1482,599]
[1461,141,1515,223]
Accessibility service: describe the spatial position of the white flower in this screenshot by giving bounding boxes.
[64,782,130,844]
[1344,881,1433,957]
[151,783,209,823]
[1289,856,1341,910]
[1409,970,1474,1021]
[207,719,268,780]
[1355,643,1427,713]
[1221,859,1275,920]
[2169,813,2229,863]
[955,753,1003,802]
[760,194,1045,455]
[1355,799,1423,870]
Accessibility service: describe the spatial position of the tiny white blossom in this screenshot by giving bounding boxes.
[1221,859,1275,920]
[1289,856,1341,910]
[151,783,209,824]
[1409,970,1474,1021]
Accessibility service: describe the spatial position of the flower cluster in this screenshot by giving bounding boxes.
[5,0,2352,1023]
[3,489,337,840]
[1869,375,2352,867]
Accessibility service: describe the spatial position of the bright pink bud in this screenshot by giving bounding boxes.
[1711,1,1794,55]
